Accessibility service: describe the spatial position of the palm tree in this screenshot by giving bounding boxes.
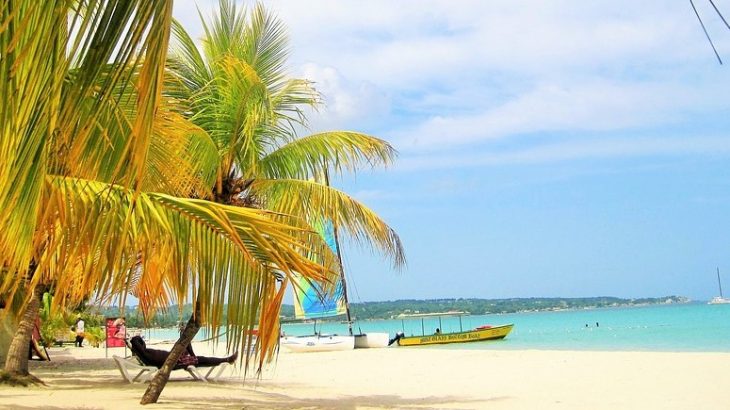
[140,1,406,404]
[170,0,404,266]
[1,0,176,383]
[0,0,335,387]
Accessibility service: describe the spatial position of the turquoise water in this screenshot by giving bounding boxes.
[145,303,730,352]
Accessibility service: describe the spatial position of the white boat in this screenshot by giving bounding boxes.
[281,334,354,353]
[354,332,390,348]
[283,174,390,351]
[708,267,730,304]
[282,217,356,353]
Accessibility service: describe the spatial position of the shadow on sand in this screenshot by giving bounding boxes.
[6,356,513,409]
[153,391,505,410]
[3,372,509,409]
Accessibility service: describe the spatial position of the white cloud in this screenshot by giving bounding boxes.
[298,64,391,132]
[177,1,724,93]
[395,80,720,151]
[266,1,712,87]
[397,135,730,171]
[174,1,730,170]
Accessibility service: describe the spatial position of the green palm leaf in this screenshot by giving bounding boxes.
[259,131,397,181]
[16,176,337,351]
[252,178,405,268]
[1,0,175,275]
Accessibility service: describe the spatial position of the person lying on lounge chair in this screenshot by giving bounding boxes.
[129,336,237,369]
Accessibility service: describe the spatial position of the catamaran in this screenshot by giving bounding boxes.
[279,219,354,352]
[709,267,730,305]
[280,215,388,352]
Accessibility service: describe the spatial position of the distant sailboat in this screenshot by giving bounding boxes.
[708,267,730,305]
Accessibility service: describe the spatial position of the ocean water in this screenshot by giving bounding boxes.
[144,302,730,352]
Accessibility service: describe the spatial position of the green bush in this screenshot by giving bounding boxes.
[83,326,105,347]
[40,315,69,347]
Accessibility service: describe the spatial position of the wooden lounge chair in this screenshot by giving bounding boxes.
[123,336,234,382]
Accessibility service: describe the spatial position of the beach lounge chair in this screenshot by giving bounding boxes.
[113,355,158,383]
[125,336,234,382]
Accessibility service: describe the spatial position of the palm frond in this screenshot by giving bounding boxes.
[259,131,397,181]
[1,0,175,276]
[251,179,405,269]
[242,2,290,92]
[169,18,212,95]
[57,75,219,198]
[125,1,173,191]
[11,176,338,359]
[267,78,320,136]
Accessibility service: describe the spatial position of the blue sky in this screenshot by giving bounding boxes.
[174,1,730,302]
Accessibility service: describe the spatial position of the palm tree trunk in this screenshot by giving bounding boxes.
[140,303,200,405]
[141,178,233,404]
[2,283,43,384]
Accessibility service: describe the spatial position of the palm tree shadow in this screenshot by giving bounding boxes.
[38,373,208,390]
[158,390,511,410]
[19,363,513,409]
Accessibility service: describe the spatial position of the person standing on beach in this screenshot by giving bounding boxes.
[74,316,85,347]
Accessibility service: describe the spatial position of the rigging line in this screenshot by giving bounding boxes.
[341,252,367,332]
[342,251,363,305]
[708,0,730,30]
[342,253,388,333]
[690,0,723,64]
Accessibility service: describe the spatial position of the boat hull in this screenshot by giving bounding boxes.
[280,335,354,352]
[397,324,514,347]
[354,332,389,348]
[708,297,730,304]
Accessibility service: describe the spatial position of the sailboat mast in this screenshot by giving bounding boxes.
[333,222,354,335]
[324,170,354,336]
[718,267,724,298]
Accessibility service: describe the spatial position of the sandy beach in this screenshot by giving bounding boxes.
[1,342,728,409]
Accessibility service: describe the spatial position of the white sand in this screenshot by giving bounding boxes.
[1,342,729,409]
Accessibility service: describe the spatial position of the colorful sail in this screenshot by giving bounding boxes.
[293,219,346,319]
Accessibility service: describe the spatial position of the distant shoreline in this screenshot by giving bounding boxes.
[280,295,691,321]
[97,295,691,327]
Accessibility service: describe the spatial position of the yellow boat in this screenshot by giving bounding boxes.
[395,323,514,346]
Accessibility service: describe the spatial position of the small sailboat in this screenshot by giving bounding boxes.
[280,225,355,352]
[708,267,730,304]
[328,218,389,349]
[281,210,388,352]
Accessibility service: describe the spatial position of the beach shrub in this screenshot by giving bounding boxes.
[40,316,70,347]
[83,327,105,347]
